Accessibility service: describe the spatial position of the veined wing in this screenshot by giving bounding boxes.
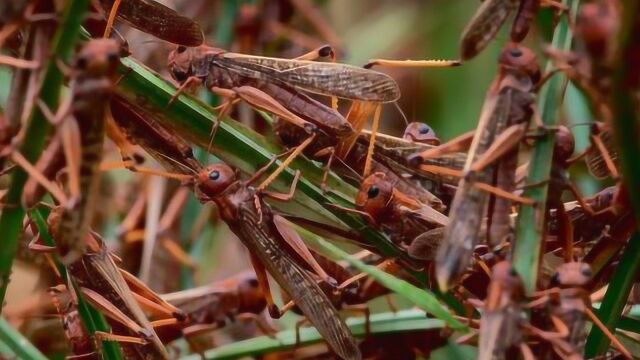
[460,0,519,60]
[215,52,401,103]
[98,0,203,46]
[235,203,361,360]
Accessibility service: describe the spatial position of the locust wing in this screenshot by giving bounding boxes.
[215,53,401,102]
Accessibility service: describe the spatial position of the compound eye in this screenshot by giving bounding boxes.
[177,45,187,54]
[419,124,430,134]
[509,48,523,57]
[108,52,119,63]
[509,267,518,277]
[208,170,220,181]
[581,267,593,278]
[76,57,88,69]
[367,185,379,199]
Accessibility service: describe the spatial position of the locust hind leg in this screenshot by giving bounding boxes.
[249,253,294,319]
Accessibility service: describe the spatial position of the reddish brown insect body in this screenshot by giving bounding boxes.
[435,45,540,291]
[356,172,447,261]
[194,163,361,360]
[478,261,526,360]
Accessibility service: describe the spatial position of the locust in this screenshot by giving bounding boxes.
[193,162,361,359]
[353,172,448,261]
[460,0,567,60]
[432,45,541,291]
[44,39,120,265]
[107,90,360,358]
[167,44,399,133]
[160,271,272,352]
[48,285,98,359]
[476,261,529,360]
[42,207,178,359]
[167,44,402,186]
[531,262,631,358]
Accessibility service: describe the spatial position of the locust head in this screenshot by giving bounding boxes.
[168,45,195,83]
[74,38,120,78]
[195,164,237,200]
[403,122,440,146]
[498,45,541,85]
[356,172,394,225]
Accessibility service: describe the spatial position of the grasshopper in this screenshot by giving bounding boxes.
[433,45,541,291]
[192,162,361,359]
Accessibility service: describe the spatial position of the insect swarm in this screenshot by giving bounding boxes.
[1,0,639,359]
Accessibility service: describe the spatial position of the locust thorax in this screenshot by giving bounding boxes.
[550,262,593,288]
[195,164,237,200]
[403,122,440,146]
[553,125,575,166]
[356,172,395,224]
[498,45,541,85]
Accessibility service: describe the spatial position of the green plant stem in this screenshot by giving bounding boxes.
[30,209,123,359]
[512,0,579,293]
[0,318,47,360]
[0,0,91,312]
[585,0,640,355]
[179,310,444,360]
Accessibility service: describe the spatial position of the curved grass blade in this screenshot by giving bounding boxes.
[178,310,445,360]
[293,224,466,330]
[0,318,47,360]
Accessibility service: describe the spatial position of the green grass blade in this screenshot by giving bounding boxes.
[0,0,91,311]
[512,0,580,293]
[585,232,640,356]
[0,318,47,360]
[294,224,465,330]
[178,309,444,360]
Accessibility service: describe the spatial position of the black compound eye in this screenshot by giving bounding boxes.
[581,267,593,278]
[177,45,187,54]
[509,267,518,277]
[107,52,119,63]
[418,124,430,134]
[318,45,333,57]
[76,57,88,69]
[367,185,379,199]
[173,70,188,82]
[509,48,523,57]
[248,279,259,288]
[208,170,220,181]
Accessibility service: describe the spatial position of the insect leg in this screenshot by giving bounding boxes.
[407,130,475,166]
[256,134,314,192]
[249,253,289,319]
